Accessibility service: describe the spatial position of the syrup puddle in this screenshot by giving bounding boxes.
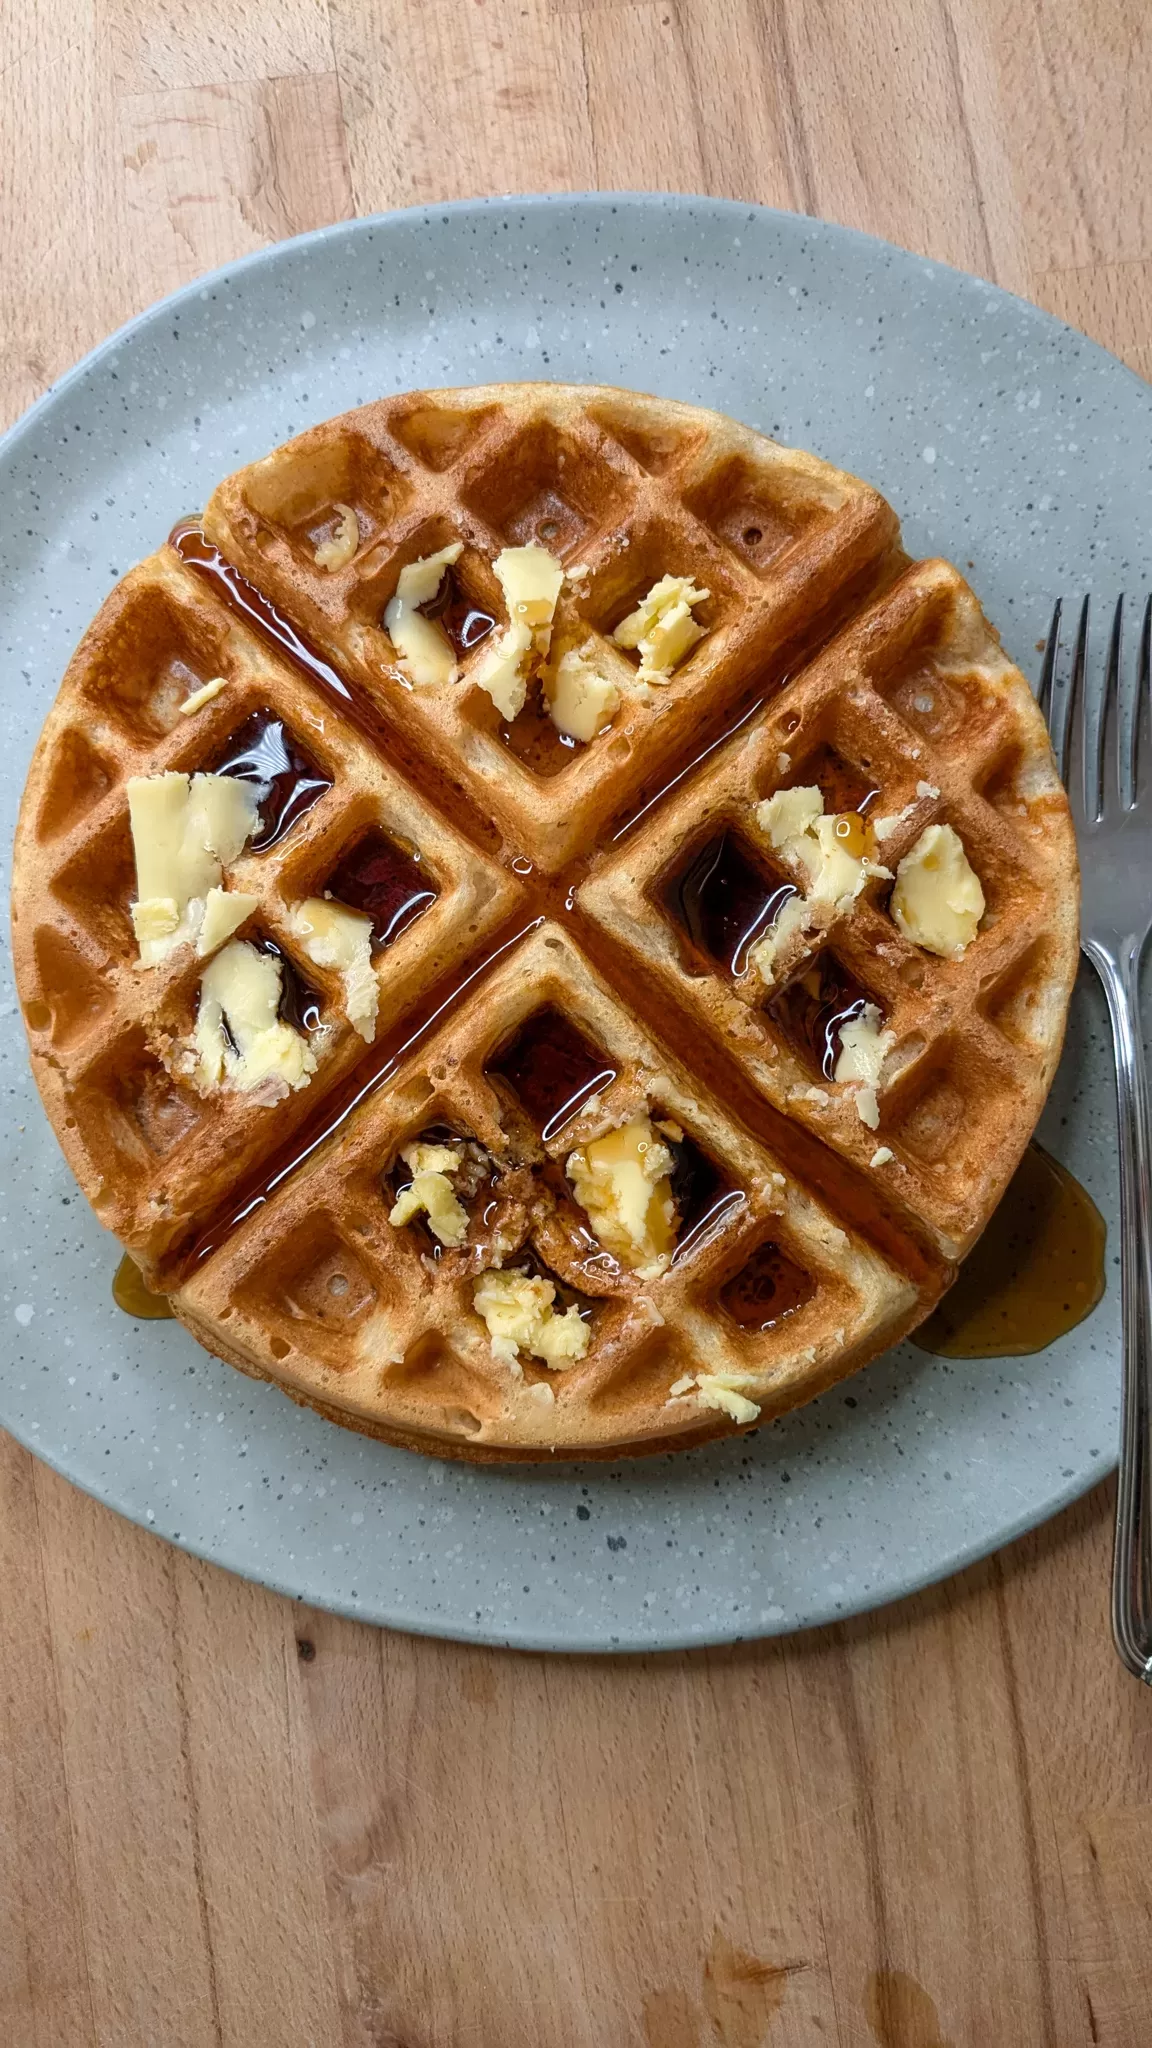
[113,1253,175,1320]
[913,1144,1106,1358]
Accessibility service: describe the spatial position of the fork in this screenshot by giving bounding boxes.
[1039,594,1152,1683]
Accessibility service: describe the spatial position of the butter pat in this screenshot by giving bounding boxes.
[197,885,257,957]
[891,823,984,958]
[384,542,464,687]
[472,1268,590,1371]
[748,784,891,986]
[834,1002,895,1129]
[314,502,359,573]
[473,619,534,721]
[128,770,261,966]
[388,1139,469,1245]
[495,543,564,637]
[567,1116,677,1273]
[612,574,709,682]
[389,1172,468,1247]
[287,897,378,1042]
[474,543,564,722]
[544,643,620,742]
[179,675,227,717]
[192,940,317,1095]
[402,1140,463,1177]
[695,1372,761,1426]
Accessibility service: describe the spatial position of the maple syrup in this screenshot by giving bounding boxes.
[721,1241,817,1331]
[250,935,323,1033]
[499,693,579,779]
[665,830,796,978]
[212,709,331,850]
[767,954,875,1080]
[491,1008,617,1143]
[913,1143,1106,1357]
[665,1127,746,1266]
[326,830,437,948]
[418,564,497,657]
[112,1252,176,1320]
[175,917,542,1283]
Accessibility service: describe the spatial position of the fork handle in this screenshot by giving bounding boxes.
[1093,936,1152,1682]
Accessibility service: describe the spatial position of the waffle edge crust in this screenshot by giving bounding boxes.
[12,384,1079,1463]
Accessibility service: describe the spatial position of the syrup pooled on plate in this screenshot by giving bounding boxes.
[326,830,438,949]
[913,1144,1106,1357]
[113,1252,176,1320]
[211,708,331,850]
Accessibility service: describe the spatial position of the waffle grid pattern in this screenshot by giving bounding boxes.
[203,385,901,871]
[582,559,1078,1259]
[13,386,1078,1459]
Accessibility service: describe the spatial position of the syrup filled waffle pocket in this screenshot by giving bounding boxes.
[12,384,1078,1461]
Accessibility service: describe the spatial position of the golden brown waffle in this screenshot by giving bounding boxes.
[12,383,1079,1461]
[177,924,919,1459]
[12,547,520,1275]
[582,558,1079,1261]
[202,384,901,871]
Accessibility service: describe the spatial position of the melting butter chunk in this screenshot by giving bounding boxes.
[495,543,564,637]
[891,823,985,959]
[287,897,378,1042]
[833,1001,895,1129]
[178,675,227,717]
[566,1115,677,1274]
[611,574,709,682]
[192,940,317,1095]
[128,770,261,966]
[388,1138,469,1246]
[314,502,360,573]
[474,542,565,722]
[748,785,892,986]
[544,643,620,742]
[401,1139,463,1177]
[473,618,534,721]
[694,1373,761,1426]
[383,541,464,687]
[472,1268,590,1372]
[197,885,258,957]
[389,1173,468,1247]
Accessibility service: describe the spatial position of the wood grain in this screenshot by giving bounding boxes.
[3,2,1151,2043]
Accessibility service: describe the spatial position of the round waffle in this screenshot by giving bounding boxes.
[11,384,1078,1461]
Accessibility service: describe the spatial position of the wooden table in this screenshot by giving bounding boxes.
[3,6,1150,2043]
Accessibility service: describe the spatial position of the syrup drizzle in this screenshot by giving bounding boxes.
[156,520,1094,1364]
[721,1240,817,1331]
[418,564,497,656]
[767,955,875,1081]
[171,522,355,703]
[665,831,795,978]
[212,709,331,850]
[173,917,543,1283]
[491,1008,617,1144]
[326,831,437,949]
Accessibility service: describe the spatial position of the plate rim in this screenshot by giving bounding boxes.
[1,189,1125,1651]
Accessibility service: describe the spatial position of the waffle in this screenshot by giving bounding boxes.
[11,383,1079,1461]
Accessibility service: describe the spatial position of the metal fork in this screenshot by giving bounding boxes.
[1039,594,1152,1682]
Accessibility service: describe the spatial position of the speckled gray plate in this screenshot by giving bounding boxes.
[2,195,1148,1651]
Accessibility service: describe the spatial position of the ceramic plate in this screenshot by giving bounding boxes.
[2,195,1146,1651]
